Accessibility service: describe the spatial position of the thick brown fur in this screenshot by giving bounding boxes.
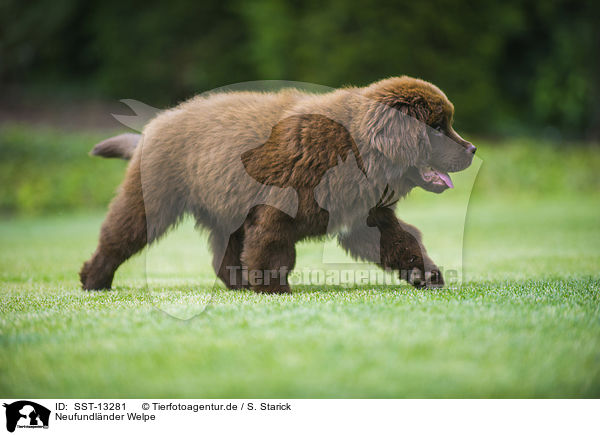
[81,76,475,293]
[90,133,140,160]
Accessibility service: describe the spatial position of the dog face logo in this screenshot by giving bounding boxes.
[3,401,50,432]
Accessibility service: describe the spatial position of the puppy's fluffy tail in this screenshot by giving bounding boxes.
[90,133,140,160]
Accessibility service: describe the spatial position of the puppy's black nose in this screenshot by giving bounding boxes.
[466,144,477,154]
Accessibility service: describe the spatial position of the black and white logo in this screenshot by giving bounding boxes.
[3,401,50,432]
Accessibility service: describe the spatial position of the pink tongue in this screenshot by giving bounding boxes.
[437,171,454,188]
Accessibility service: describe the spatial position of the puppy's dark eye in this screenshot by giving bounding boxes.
[434,125,444,133]
[409,255,418,264]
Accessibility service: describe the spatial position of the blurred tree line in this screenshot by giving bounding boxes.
[1,0,598,139]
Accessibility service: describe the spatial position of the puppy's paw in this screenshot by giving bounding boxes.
[79,259,114,291]
[406,267,444,289]
[426,268,445,288]
[252,284,292,294]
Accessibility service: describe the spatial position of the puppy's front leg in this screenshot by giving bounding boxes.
[338,207,444,288]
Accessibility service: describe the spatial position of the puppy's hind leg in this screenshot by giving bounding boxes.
[80,159,148,289]
[210,226,248,289]
[241,206,296,294]
[80,158,179,290]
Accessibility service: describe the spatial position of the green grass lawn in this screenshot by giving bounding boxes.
[1,125,599,397]
[1,192,599,397]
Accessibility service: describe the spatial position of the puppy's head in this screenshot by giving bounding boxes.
[361,76,476,193]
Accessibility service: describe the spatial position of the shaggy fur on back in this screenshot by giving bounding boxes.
[81,76,476,293]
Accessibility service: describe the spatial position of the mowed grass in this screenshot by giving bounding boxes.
[1,125,599,397]
[1,192,599,397]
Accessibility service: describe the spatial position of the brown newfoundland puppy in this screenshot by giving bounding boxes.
[80,76,475,293]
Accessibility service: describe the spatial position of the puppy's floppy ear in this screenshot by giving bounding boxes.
[363,101,431,166]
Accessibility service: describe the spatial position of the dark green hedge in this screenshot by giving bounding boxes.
[1,0,599,138]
